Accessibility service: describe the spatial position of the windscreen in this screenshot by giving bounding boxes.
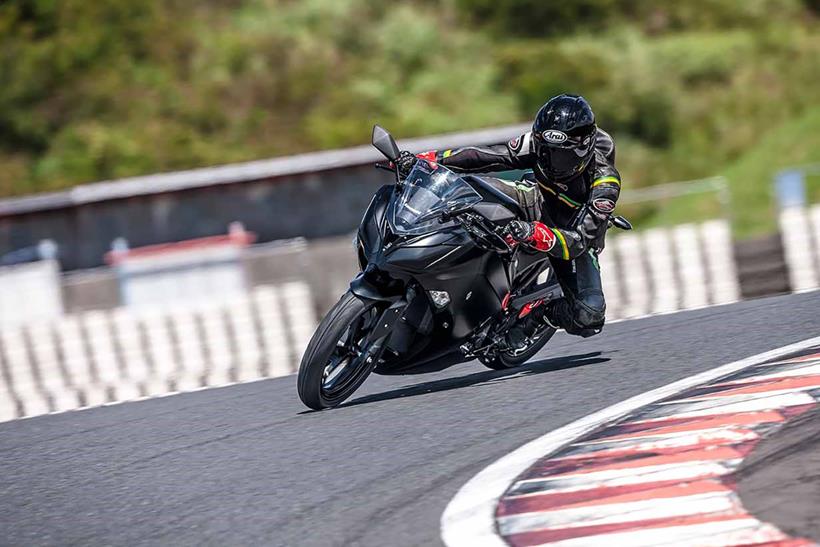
[388,161,482,236]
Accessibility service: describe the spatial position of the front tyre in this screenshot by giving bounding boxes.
[297,291,383,410]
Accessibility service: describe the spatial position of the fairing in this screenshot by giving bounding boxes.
[354,164,527,371]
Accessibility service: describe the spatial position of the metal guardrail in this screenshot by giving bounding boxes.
[618,176,730,210]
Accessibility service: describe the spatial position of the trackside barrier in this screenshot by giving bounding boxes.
[0,259,63,327]
[780,205,820,291]
[0,283,317,422]
[0,219,742,422]
[600,219,739,320]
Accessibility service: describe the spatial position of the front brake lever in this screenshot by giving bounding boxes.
[456,213,513,254]
[486,223,513,254]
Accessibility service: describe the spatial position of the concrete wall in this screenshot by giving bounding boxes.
[0,259,63,326]
[780,204,820,291]
[0,283,316,422]
[8,207,820,423]
[0,218,744,422]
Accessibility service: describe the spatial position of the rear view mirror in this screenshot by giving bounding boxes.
[372,125,401,162]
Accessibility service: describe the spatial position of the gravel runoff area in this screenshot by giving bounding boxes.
[0,291,818,546]
[737,405,820,543]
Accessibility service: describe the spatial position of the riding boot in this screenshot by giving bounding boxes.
[505,302,559,351]
[547,297,604,337]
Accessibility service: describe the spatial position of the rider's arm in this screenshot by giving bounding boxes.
[418,132,536,173]
[524,130,622,260]
[507,220,590,260]
[527,223,590,260]
[588,128,621,210]
[547,128,623,259]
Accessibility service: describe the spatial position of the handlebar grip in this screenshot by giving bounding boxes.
[610,215,633,231]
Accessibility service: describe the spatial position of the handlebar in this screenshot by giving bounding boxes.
[450,209,632,255]
[450,211,513,253]
[609,215,633,230]
[456,210,633,256]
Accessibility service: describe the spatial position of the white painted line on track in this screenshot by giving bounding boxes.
[440,335,820,547]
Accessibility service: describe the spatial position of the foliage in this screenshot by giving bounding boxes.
[455,0,803,36]
[722,106,820,235]
[0,0,819,239]
[0,0,516,193]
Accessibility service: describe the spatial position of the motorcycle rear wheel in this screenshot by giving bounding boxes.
[297,291,383,410]
[480,326,556,370]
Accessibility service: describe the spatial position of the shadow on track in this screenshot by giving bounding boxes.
[341,351,609,409]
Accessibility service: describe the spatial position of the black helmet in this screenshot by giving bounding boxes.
[532,94,597,182]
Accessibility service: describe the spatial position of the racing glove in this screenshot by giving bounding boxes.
[576,196,615,244]
[505,220,560,252]
[577,206,608,241]
[505,220,534,242]
[396,151,418,178]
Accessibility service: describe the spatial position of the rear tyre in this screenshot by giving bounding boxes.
[480,326,556,370]
[297,291,383,410]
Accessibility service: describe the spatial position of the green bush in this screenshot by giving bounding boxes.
[0,0,819,243]
[454,0,619,37]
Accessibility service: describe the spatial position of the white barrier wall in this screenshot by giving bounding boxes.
[600,219,740,321]
[780,205,820,292]
[112,234,251,308]
[0,282,317,422]
[0,219,742,422]
[0,259,63,327]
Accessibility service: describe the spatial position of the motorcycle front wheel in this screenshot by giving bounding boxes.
[297,291,385,410]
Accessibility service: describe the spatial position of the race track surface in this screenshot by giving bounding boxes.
[738,406,820,542]
[2,292,819,547]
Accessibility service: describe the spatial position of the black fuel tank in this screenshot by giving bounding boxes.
[382,230,473,275]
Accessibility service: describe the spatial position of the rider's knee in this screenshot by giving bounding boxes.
[573,290,606,330]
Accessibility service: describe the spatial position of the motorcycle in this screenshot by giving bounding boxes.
[297,125,632,410]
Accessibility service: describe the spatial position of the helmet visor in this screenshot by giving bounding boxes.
[536,135,595,179]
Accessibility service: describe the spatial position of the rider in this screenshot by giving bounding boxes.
[395,94,621,349]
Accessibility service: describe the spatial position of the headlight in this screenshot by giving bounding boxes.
[429,290,450,308]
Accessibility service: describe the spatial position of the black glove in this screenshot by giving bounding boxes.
[577,202,611,241]
[396,151,418,178]
[505,220,534,242]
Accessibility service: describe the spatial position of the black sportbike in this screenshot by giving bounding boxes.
[297,126,631,410]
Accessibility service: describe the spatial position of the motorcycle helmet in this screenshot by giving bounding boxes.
[532,94,597,182]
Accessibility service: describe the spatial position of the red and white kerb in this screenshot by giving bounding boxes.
[495,349,820,547]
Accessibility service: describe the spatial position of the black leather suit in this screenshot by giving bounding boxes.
[423,128,622,336]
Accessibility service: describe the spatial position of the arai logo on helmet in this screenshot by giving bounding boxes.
[542,130,568,144]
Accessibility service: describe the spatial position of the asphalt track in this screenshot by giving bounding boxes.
[738,406,820,542]
[1,292,819,547]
